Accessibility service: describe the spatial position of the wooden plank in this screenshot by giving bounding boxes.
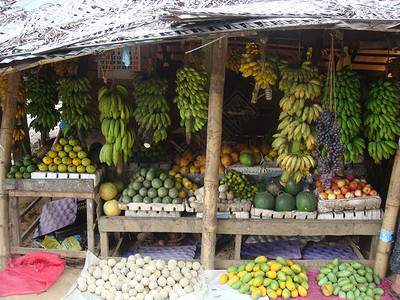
[10,196,21,247]
[215,259,375,270]
[10,246,87,259]
[234,235,242,260]
[8,190,94,199]
[100,228,109,257]
[98,217,381,236]
[86,198,95,253]
[111,233,125,257]
[346,236,365,260]
[369,235,379,260]
[20,197,42,219]
[3,178,94,193]
[0,72,20,270]
[21,215,40,243]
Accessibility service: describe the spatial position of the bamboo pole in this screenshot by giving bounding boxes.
[374,149,400,278]
[201,37,227,270]
[0,72,20,270]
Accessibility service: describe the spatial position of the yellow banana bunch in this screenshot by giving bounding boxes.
[239,53,278,89]
[0,75,28,119]
[273,60,322,183]
[13,127,26,141]
[132,74,171,143]
[174,63,208,143]
[57,76,96,134]
[184,50,205,71]
[246,42,259,55]
[98,84,135,166]
[51,58,79,76]
[226,49,244,73]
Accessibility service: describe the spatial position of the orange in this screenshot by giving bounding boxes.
[78,151,88,159]
[47,150,57,158]
[81,158,91,166]
[72,158,82,166]
[69,151,77,159]
[53,157,62,165]
[64,144,73,153]
[42,156,53,165]
[73,145,83,152]
[51,143,63,152]
[76,165,86,173]
[62,157,72,165]
[58,150,67,158]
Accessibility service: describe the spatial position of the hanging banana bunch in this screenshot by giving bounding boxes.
[226,48,244,73]
[27,66,60,134]
[51,58,79,76]
[0,75,29,153]
[322,66,365,162]
[132,73,171,143]
[57,76,96,139]
[364,79,400,162]
[174,63,208,144]
[272,60,323,184]
[98,85,135,166]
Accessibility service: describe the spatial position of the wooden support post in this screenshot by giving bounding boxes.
[87,198,95,253]
[201,37,228,270]
[234,235,242,260]
[10,196,21,247]
[374,149,400,277]
[0,72,20,270]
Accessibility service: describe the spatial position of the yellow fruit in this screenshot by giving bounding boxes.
[73,145,83,152]
[253,263,261,272]
[276,288,283,297]
[220,154,233,166]
[291,264,302,274]
[266,271,277,279]
[282,288,291,299]
[228,276,239,286]
[48,150,57,158]
[259,286,267,297]
[221,145,233,155]
[72,158,82,166]
[43,156,53,165]
[103,199,121,216]
[251,288,262,300]
[297,285,307,297]
[253,271,264,278]
[291,289,299,298]
[231,152,239,163]
[52,143,62,152]
[270,263,282,272]
[220,273,228,284]
[254,256,268,264]
[81,158,91,166]
[53,157,62,165]
[252,277,262,287]
[178,191,186,199]
[286,281,296,291]
[266,289,278,299]
[237,271,247,279]
[61,157,72,165]
[76,165,86,173]
[58,150,67,158]
[57,164,67,172]
[285,258,294,266]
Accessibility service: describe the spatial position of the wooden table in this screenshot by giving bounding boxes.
[98,216,382,269]
[3,178,101,259]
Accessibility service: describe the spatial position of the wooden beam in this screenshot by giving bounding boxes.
[11,246,87,259]
[375,149,400,278]
[201,37,228,270]
[0,72,20,270]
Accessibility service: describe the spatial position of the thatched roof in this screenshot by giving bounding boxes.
[1,0,400,72]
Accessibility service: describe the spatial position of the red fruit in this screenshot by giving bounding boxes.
[349,181,358,191]
[333,189,341,195]
[359,182,366,188]
[362,193,368,197]
[354,190,362,197]
[315,180,322,187]
[362,186,371,194]
[316,186,324,193]
[341,187,349,195]
[345,192,353,198]
[337,194,344,199]
[331,183,339,190]
[320,192,328,200]
[346,174,355,181]
[369,190,378,196]
[337,180,346,188]
[332,177,342,184]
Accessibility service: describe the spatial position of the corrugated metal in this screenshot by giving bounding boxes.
[1,0,400,68]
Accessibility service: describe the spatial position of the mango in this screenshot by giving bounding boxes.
[237,263,246,272]
[231,280,242,290]
[332,258,339,266]
[318,276,328,287]
[286,281,296,291]
[252,276,263,287]
[237,270,247,279]
[259,285,267,297]
[373,288,384,295]
[266,289,278,299]
[320,267,332,275]
[242,272,252,283]
[254,256,267,264]
[238,283,250,294]
[228,271,237,279]
[270,263,282,272]
[277,270,286,281]
[293,275,302,283]
[333,286,341,296]
[341,283,355,292]
[260,262,270,272]
[279,280,286,289]
[263,277,272,287]
[251,288,262,300]
[276,256,287,266]
[266,270,277,279]
[219,273,228,284]
[327,272,337,283]
[301,280,309,290]
[270,279,279,290]
[291,289,299,298]
[254,270,265,278]
[282,288,291,299]
[290,264,302,274]
[253,263,261,272]
[285,258,294,266]
[281,266,293,276]
[298,285,307,297]
[276,288,283,296]
[357,269,367,276]
[227,266,238,273]
[228,276,239,286]
[347,290,356,300]
[365,273,373,283]
[322,283,334,296]
[246,262,255,272]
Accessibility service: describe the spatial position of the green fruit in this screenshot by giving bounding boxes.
[15,160,23,168]
[239,153,255,166]
[168,188,178,199]
[23,159,32,166]
[163,178,174,189]
[143,180,152,188]
[146,170,156,181]
[159,172,168,181]
[139,187,148,197]
[23,172,31,179]
[284,177,304,196]
[295,191,317,212]
[153,197,162,203]
[122,189,128,196]
[157,187,168,198]
[113,180,125,193]
[253,191,275,209]
[128,189,136,197]
[122,196,131,204]
[172,198,182,204]
[10,166,19,173]
[27,164,37,173]
[7,172,15,178]
[15,172,22,178]
[147,188,158,198]
[151,178,162,189]
[275,192,295,211]
[140,168,147,176]
[162,196,172,204]
[19,166,26,173]
[132,181,142,191]
[265,177,284,196]
[99,182,118,201]
[132,195,143,203]
[143,196,152,204]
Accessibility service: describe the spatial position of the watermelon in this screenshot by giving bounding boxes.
[239,153,255,166]
[275,192,295,211]
[254,192,275,209]
[284,178,304,196]
[265,178,284,197]
[296,191,317,212]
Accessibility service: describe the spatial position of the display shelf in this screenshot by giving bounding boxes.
[2,176,103,258]
[98,216,381,268]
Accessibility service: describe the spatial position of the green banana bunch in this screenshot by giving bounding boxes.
[174,64,208,143]
[322,66,366,162]
[27,66,60,133]
[98,85,135,166]
[273,60,322,183]
[132,74,171,143]
[57,76,96,135]
[364,79,400,162]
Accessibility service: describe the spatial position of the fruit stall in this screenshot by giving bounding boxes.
[1,1,400,299]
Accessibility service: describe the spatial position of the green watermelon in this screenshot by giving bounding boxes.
[239,153,255,166]
[296,191,317,212]
[275,192,295,211]
[254,192,275,209]
[284,178,304,196]
[265,178,284,197]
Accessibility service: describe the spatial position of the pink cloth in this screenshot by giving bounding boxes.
[303,269,394,300]
[0,251,66,297]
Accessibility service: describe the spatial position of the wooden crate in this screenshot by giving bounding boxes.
[317,195,381,213]
[118,200,185,218]
[251,207,317,219]
[317,209,382,220]
[186,197,251,213]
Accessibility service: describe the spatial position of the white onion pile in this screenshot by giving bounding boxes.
[76,254,202,300]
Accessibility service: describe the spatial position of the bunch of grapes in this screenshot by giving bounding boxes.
[314,109,345,189]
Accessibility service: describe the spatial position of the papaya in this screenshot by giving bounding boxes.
[282,288,291,299]
[242,272,252,283]
[260,262,270,272]
[231,280,242,290]
[220,273,228,284]
[270,263,282,272]
[254,255,268,264]
[297,285,307,297]
[239,283,250,294]
[322,283,334,296]
[251,288,262,300]
[266,289,278,299]
[259,285,267,297]
[246,261,255,272]
[276,256,287,266]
